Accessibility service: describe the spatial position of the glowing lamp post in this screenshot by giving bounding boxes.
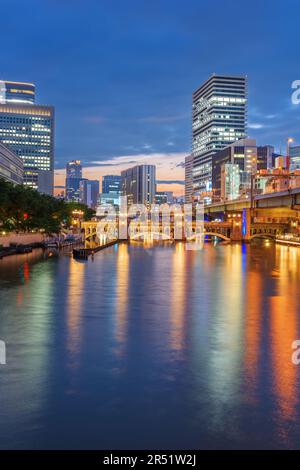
[71,209,84,228]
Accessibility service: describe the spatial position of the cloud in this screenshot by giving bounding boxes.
[88,160,137,167]
[80,152,187,169]
[157,180,184,185]
[55,152,186,197]
[248,123,265,129]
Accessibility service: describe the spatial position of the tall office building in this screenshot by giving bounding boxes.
[192,74,247,197]
[221,164,240,201]
[66,159,82,179]
[98,175,122,208]
[0,81,35,104]
[0,141,23,185]
[212,138,274,201]
[290,146,300,170]
[102,175,121,194]
[257,145,275,170]
[155,191,174,204]
[157,191,174,204]
[65,160,83,202]
[99,192,120,207]
[121,164,156,206]
[155,192,168,204]
[0,80,54,194]
[185,155,194,203]
[79,179,99,209]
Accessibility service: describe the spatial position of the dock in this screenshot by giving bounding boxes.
[73,239,118,259]
[44,235,82,249]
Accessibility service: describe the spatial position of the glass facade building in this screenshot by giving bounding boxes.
[155,192,168,204]
[0,81,54,194]
[121,165,156,206]
[192,74,247,196]
[79,179,99,209]
[212,138,274,201]
[65,160,83,202]
[290,146,300,170]
[184,154,194,203]
[102,175,121,194]
[0,81,35,105]
[0,140,23,185]
[221,164,240,201]
[98,192,120,207]
[66,160,82,179]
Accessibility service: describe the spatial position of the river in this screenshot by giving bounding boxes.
[0,241,300,449]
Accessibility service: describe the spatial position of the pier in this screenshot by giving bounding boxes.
[73,239,118,259]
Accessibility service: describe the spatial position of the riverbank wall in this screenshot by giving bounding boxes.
[0,232,45,248]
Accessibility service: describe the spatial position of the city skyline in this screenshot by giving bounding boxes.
[2,0,300,457]
[1,0,299,195]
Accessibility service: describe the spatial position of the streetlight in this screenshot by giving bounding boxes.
[287,137,294,157]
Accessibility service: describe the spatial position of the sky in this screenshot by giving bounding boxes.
[1,0,300,195]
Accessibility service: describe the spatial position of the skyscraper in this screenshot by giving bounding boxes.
[0,80,54,194]
[257,145,275,170]
[0,81,35,104]
[79,179,99,208]
[100,175,122,209]
[221,164,240,201]
[192,74,247,198]
[211,138,274,201]
[184,155,194,203]
[0,141,23,185]
[65,160,83,202]
[290,146,300,170]
[66,159,82,179]
[121,164,156,206]
[102,175,121,194]
[155,192,168,204]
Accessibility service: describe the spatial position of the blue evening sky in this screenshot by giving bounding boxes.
[1,0,299,170]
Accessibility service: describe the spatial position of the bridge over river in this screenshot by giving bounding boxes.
[81,187,300,244]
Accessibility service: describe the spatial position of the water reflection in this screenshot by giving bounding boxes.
[244,270,262,403]
[1,242,300,449]
[0,255,55,448]
[0,248,45,284]
[115,243,129,352]
[170,242,187,351]
[270,245,298,440]
[207,245,244,435]
[66,258,85,365]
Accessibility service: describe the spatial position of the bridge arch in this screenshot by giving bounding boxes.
[204,232,230,242]
[250,233,276,240]
[130,231,171,241]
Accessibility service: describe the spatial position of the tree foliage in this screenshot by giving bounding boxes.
[0,179,95,233]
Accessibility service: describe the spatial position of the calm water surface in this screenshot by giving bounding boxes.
[1,241,300,449]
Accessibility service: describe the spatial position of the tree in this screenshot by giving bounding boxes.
[0,179,95,234]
